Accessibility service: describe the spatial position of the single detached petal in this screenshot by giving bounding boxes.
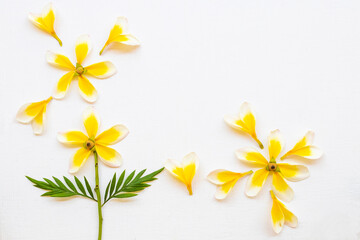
[235,147,268,167]
[245,168,269,197]
[268,129,284,161]
[57,130,88,147]
[53,71,75,99]
[83,107,100,138]
[270,190,285,234]
[16,97,51,123]
[281,131,322,160]
[224,102,263,148]
[95,124,129,146]
[95,144,122,167]
[75,35,91,64]
[207,170,252,200]
[277,163,310,182]
[31,105,46,135]
[69,148,92,173]
[165,159,186,184]
[29,3,62,46]
[46,51,75,70]
[99,17,140,55]
[85,61,117,79]
[272,172,294,202]
[78,75,97,103]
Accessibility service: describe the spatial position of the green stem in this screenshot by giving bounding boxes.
[254,137,264,149]
[94,151,103,240]
[52,33,62,46]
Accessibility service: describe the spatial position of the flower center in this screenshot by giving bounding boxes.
[268,163,277,171]
[84,139,95,150]
[76,65,84,75]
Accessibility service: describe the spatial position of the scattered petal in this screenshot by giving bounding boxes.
[95,124,129,146]
[31,105,46,135]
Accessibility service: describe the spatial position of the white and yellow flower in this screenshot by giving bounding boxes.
[207,169,253,199]
[224,102,264,149]
[281,131,323,160]
[16,96,52,135]
[270,190,298,234]
[47,35,117,102]
[165,152,199,195]
[236,130,310,202]
[57,107,129,173]
[29,3,62,46]
[99,17,140,55]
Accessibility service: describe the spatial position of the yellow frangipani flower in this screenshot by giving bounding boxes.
[99,17,140,55]
[29,3,62,46]
[281,131,323,160]
[224,102,264,149]
[47,35,117,102]
[236,130,310,202]
[16,96,52,135]
[270,190,298,234]
[207,169,253,200]
[165,152,199,195]
[57,107,129,173]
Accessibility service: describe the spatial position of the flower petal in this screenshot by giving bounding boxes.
[78,75,97,103]
[245,168,269,197]
[272,172,294,202]
[110,34,140,46]
[224,102,263,148]
[46,51,74,70]
[83,107,100,138]
[270,191,285,234]
[85,61,117,79]
[182,152,199,194]
[69,148,91,173]
[277,163,310,182]
[95,144,122,168]
[281,131,322,160]
[268,129,284,160]
[95,124,129,146]
[164,159,186,184]
[31,106,46,135]
[53,71,74,99]
[75,35,91,64]
[235,147,268,167]
[278,201,298,228]
[57,131,88,147]
[16,99,49,123]
[207,170,252,200]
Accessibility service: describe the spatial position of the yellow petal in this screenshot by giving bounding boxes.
[78,75,97,103]
[165,152,199,195]
[16,97,51,123]
[46,51,75,70]
[235,147,268,167]
[85,61,117,79]
[99,17,140,55]
[277,163,309,182]
[281,131,322,160]
[75,35,91,64]
[69,148,91,173]
[53,71,75,99]
[278,201,298,228]
[83,107,100,138]
[31,106,46,135]
[95,124,129,146]
[272,172,294,202]
[224,102,263,148]
[95,144,122,167]
[57,131,88,147]
[268,129,284,161]
[207,170,253,200]
[270,190,285,234]
[29,3,62,46]
[245,168,269,197]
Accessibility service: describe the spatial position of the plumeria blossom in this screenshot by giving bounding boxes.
[16,96,52,135]
[165,152,199,195]
[57,107,129,173]
[47,35,117,102]
[236,130,310,202]
[224,102,264,149]
[99,17,140,55]
[29,3,62,46]
[207,169,253,200]
[281,131,323,160]
[270,190,298,234]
